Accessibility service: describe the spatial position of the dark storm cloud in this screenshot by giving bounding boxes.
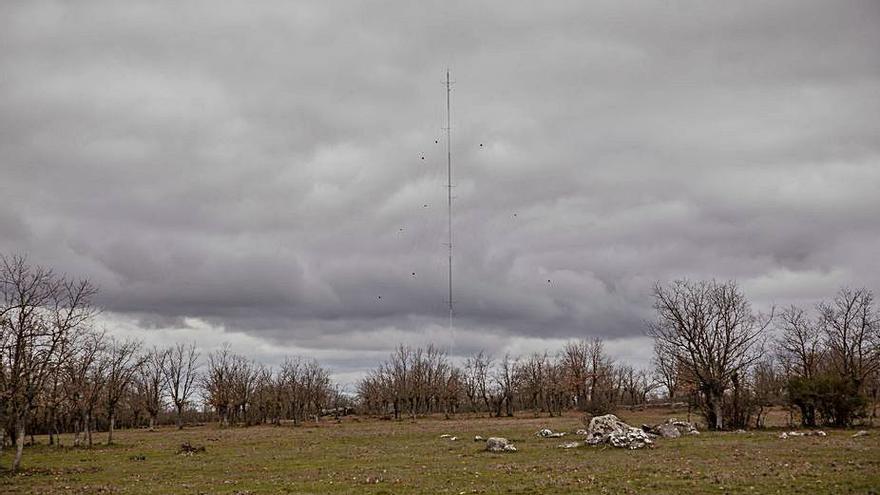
[2,1,879,370]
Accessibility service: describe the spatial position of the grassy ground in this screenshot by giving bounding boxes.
[1,408,878,494]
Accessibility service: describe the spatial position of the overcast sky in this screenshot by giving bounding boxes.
[2,1,879,386]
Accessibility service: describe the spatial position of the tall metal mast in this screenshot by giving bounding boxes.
[445,69,454,343]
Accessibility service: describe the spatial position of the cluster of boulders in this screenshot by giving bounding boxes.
[464,414,705,453]
[584,414,654,450]
[641,418,700,439]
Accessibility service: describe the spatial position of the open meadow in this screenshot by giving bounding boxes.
[2,409,878,495]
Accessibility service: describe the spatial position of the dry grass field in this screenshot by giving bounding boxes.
[1,408,878,494]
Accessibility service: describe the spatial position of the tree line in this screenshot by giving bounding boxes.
[0,255,340,472]
[356,339,658,419]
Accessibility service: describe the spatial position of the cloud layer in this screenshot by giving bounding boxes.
[2,1,879,381]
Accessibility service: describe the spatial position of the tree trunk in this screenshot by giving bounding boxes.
[74,414,84,447]
[176,406,183,430]
[107,411,116,444]
[86,411,94,447]
[713,397,723,430]
[48,409,55,446]
[149,415,156,430]
[12,417,25,472]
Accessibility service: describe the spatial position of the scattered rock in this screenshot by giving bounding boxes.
[177,442,205,455]
[558,441,582,449]
[439,434,452,438]
[473,435,484,442]
[485,437,517,452]
[536,428,566,438]
[641,418,699,438]
[128,454,146,461]
[575,429,588,436]
[780,430,826,438]
[586,414,654,449]
[669,418,700,435]
[852,430,869,438]
[655,423,681,439]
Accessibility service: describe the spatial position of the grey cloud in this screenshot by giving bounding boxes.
[2,1,879,368]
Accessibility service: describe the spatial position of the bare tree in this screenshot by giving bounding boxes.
[63,329,107,447]
[561,340,589,410]
[442,365,463,418]
[204,344,236,426]
[619,365,657,406]
[135,347,167,430]
[230,355,257,425]
[517,352,548,416]
[282,356,310,424]
[464,351,493,414]
[775,305,824,379]
[162,342,199,429]
[652,341,679,400]
[0,254,97,471]
[494,353,517,417]
[585,338,614,412]
[104,338,145,443]
[818,288,880,387]
[752,358,784,428]
[389,345,411,419]
[250,364,274,425]
[543,357,566,416]
[649,280,770,430]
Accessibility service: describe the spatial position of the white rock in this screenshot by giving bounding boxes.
[586,414,653,450]
[486,437,517,453]
[537,428,566,438]
[643,418,699,437]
